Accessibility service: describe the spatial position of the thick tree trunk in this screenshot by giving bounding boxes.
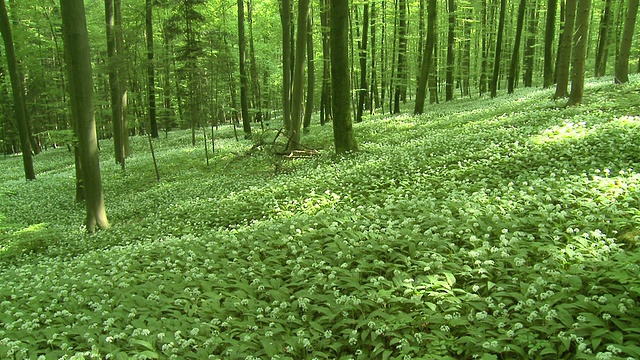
[280,0,292,132]
[238,0,251,138]
[490,0,507,98]
[60,0,109,232]
[146,0,158,138]
[0,0,35,180]
[508,0,527,94]
[567,0,591,105]
[356,3,369,123]
[330,0,357,153]
[288,0,310,151]
[415,0,437,114]
[445,0,456,101]
[554,0,577,99]
[594,0,613,77]
[303,16,314,133]
[614,0,638,84]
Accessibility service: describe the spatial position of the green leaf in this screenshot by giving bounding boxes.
[131,339,154,351]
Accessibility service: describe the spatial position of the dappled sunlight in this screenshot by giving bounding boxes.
[531,121,594,145]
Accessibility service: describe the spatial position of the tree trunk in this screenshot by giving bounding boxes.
[594,0,613,77]
[238,0,251,138]
[303,16,314,133]
[415,0,437,114]
[543,0,557,87]
[554,0,576,99]
[330,0,357,153]
[523,0,538,87]
[280,0,292,132]
[114,0,129,157]
[393,0,408,113]
[508,0,527,94]
[320,0,331,126]
[146,0,158,138]
[614,0,638,83]
[248,0,262,124]
[490,0,506,98]
[288,0,310,151]
[480,0,489,95]
[446,0,456,101]
[567,0,591,105]
[0,0,35,180]
[106,0,124,169]
[369,1,379,114]
[60,0,109,232]
[356,2,369,123]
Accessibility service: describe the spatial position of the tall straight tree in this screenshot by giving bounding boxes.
[415,0,437,114]
[302,16,314,133]
[554,0,576,98]
[567,0,591,105]
[543,0,557,87]
[105,0,124,168]
[393,0,408,113]
[594,0,613,77]
[369,0,379,114]
[287,0,310,151]
[508,0,527,94]
[146,0,158,138]
[490,0,507,98]
[115,0,129,156]
[320,0,331,126]
[356,2,369,123]
[330,0,357,153]
[280,0,292,132]
[60,0,109,232]
[522,0,538,87]
[0,0,35,180]
[445,0,456,101]
[614,0,638,83]
[237,0,251,138]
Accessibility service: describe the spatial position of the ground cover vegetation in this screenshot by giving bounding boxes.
[2,78,640,359]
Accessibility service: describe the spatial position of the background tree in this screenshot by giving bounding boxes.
[60,0,109,232]
[490,0,506,98]
[330,0,356,153]
[614,0,638,84]
[356,1,369,123]
[567,0,591,105]
[146,0,158,138]
[554,0,576,99]
[280,0,292,132]
[508,0,527,94]
[287,0,310,151]
[594,0,613,78]
[237,0,251,138]
[543,0,557,87]
[393,0,408,113]
[445,0,455,101]
[105,0,125,168]
[0,0,35,180]
[415,0,436,114]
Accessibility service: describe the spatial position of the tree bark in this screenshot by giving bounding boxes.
[523,1,538,87]
[288,0,310,151]
[614,0,638,84]
[490,0,506,98]
[115,0,129,156]
[330,0,357,153]
[594,0,613,77]
[320,0,331,126]
[393,0,408,113]
[415,0,437,114]
[146,0,158,138]
[303,16,314,133]
[238,0,251,138]
[480,0,489,95]
[60,0,109,232]
[369,1,379,114]
[508,0,527,94]
[280,0,292,132]
[106,0,124,168]
[567,0,591,105]
[543,0,557,87]
[554,0,576,99]
[0,0,35,180]
[445,0,456,101]
[356,2,369,123]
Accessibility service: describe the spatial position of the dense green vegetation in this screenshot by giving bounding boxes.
[2,78,640,359]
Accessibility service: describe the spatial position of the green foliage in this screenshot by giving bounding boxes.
[1,78,640,359]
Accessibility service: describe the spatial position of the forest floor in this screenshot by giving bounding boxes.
[2,77,640,359]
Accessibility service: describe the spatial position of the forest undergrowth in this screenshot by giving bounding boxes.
[1,77,640,359]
